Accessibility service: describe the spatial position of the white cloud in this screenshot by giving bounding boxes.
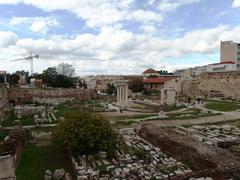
[129,10,163,22]
[233,0,240,8]
[10,16,59,34]
[0,31,18,48]
[158,0,200,12]
[2,25,240,75]
[140,25,157,34]
[1,0,163,28]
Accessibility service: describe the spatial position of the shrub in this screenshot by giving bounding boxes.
[54,111,117,157]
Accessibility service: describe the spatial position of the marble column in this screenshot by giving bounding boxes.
[116,80,129,109]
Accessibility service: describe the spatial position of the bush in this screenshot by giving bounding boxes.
[54,112,117,156]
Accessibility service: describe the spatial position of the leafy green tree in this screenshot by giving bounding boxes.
[107,83,116,95]
[129,78,144,93]
[55,74,74,88]
[8,73,20,86]
[15,70,29,76]
[54,112,117,157]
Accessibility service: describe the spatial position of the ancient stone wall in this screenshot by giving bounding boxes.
[0,155,15,179]
[181,71,240,99]
[0,84,8,120]
[8,88,96,104]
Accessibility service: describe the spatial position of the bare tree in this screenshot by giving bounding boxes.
[56,63,75,77]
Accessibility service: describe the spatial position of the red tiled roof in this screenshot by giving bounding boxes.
[143,68,157,74]
[143,77,175,84]
[210,61,235,65]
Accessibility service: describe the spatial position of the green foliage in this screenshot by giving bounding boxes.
[98,165,108,175]
[158,70,173,75]
[129,78,144,93]
[132,148,146,160]
[16,144,74,180]
[106,83,116,95]
[143,90,160,96]
[42,67,75,88]
[8,73,20,86]
[54,112,117,156]
[205,101,240,112]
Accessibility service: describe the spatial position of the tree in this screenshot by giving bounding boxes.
[56,63,75,77]
[129,78,144,93]
[42,67,58,86]
[15,70,29,76]
[54,112,117,157]
[106,83,116,95]
[9,73,20,86]
[55,74,74,88]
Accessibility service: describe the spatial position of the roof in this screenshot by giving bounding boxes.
[142,68,158,74]
[210,61,235,66]
[143,77,176,84]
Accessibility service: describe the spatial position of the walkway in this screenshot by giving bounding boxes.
[142,112,240,127]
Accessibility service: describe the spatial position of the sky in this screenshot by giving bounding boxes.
[0,0,240,76]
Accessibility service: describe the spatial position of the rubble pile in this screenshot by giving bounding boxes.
[73,128,191,180]
[176,124,240,152]
[139,123,240,179]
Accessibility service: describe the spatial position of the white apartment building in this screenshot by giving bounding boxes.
[221,41,240,68]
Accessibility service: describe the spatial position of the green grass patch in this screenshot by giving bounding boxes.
[114,120,136,126]
[205,101,240,112]
[16,144,74,180]
[55,106,81,118]
[1,111,35,127]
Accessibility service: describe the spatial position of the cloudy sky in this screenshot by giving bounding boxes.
[0,0,240,75]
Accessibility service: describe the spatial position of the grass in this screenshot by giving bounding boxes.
[16,144,74,180]
[1,112,35,127]
[205,101,240,112]
[55,105,81,118]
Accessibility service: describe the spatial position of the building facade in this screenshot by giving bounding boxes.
[207,61,237,72]
[221,41,240,68]
[143,77,178,91]
[142,69,159,79]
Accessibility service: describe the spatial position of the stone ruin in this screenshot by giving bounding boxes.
[72,128,191,179]
[44,169,72,180]
[176,124,240,157]
[8,88,96,105]
[33,97,73,106]
[139,124,240,179]
[0,128,28,179]
[14,105,57,126]
[160,88,177,106]
[0,83,8,121]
